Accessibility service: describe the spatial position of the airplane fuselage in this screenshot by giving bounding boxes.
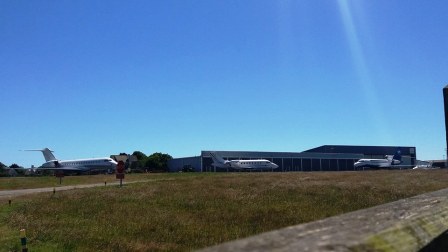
[354,158,401,169]
[230,159,279,169]
[209,152,279,170]
[26,148,118,174]
[354,159,391,168]
[40,158,117,172]
[212,159,279,170]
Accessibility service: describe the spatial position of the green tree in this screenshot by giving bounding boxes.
[145,153,172,172]
[0,162,6,174]
[132,151,147,160]
[9,164,25,176]
[132,151,147,168]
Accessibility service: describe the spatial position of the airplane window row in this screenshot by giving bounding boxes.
[62,160,114,165]
[64,161,99,165]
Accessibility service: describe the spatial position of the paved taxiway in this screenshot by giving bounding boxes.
[0,180,151,200]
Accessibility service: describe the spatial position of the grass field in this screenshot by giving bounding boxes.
[1,170,448,251]
[0,173,170,190]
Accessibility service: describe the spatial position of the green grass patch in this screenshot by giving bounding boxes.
[1,170,448,251]
[0,173,173,190]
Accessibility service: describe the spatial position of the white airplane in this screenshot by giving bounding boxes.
[354,150,403,169]
[412,161,438,170]
[26,148,117,174]
[209,152,279,170]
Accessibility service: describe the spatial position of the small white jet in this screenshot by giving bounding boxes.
[412,161,438,170]
[209,152,279,170]
[26,148,117,174]
[354,150,403,169]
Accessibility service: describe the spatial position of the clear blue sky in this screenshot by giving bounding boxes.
[1,0,447,167]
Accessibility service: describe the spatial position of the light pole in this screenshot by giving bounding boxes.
[443,86,448,168]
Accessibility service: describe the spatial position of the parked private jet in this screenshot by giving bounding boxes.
[209,152,279,170]
[412,161,438,170]
[354,150,403,169]
[26,148,117,174]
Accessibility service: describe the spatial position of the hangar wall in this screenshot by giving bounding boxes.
[305,145,416,163]
[167,156,202,172]
[305,145,416,168]
[167,145,417,172]
[200,151,363,172]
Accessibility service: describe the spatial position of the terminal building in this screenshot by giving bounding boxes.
[167,145,417,172]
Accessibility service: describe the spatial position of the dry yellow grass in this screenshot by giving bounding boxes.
[1,170,448,251]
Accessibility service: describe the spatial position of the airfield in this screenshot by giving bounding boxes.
[1,170,448,251]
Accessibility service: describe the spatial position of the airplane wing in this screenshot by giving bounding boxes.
[241,166,270,170]
[36,166,84,171]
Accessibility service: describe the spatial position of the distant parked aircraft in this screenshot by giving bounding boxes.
[412,161,438,170]
[354,150,404,169]
[209,152,279,170]
[26,148,117,174]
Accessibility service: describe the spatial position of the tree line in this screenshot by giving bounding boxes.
[0,151,173,174]
[123,151,173,172]
[0,162,21,169]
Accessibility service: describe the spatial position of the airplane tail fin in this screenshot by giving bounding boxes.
[392,150,402,161]
[388,149,402,165]
[385,150,402,165]
[24,148,57,161]
[209,152,226,164]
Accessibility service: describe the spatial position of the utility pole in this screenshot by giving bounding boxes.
[443,86,448,168]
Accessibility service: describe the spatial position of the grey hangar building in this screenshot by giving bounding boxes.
[167,145,417,172]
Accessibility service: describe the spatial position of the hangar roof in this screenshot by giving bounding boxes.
[304,145,416,156]
[201,150,363,159]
